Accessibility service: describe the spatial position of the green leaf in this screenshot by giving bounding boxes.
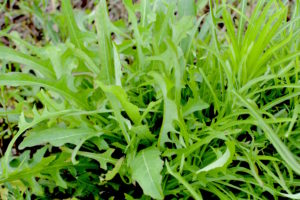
[172,16,194,45]
[66,148,118,170]
[280,192,300,200]
[0,151,71,190]
[150,72,179,147]
[61,0,83,49]
[98,82,141,125]
[178,0,196,17]
[0,73,89,109]
[95,0,114,84]
[131,147,164,199]
[196,141,235,174]
[166,161,203,200]
[66,43,100,74]
[2,107,85,176]
[123,0,145,69]
[113,43,122,86]
[19,127,99,149]
[2,150,49,185]
[233,90,300,175]
[1,1,299,198]
[0,46,54,78]
[183,96,209,117]
[104,157,124,181]
[46,169,67,189]
[45,45,65,79]
[43,153,72,189]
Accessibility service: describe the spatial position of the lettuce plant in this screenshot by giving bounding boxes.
[0,0,299,199]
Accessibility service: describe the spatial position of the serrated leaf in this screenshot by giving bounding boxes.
[19,127,98,149]
[0,151,72,196]
[30,146,48,166]
[71,148,117,170]
[27,177,44,196]
[2,108,79,176]
[131,147,164,199]
[150,72,179,147]
[46,169,67,189]
[0,155,55,184]
[0,46,54,78]
[104,157,124,181]
[0,73,89,109]
[43,153,72,189]
[18,107,71,133]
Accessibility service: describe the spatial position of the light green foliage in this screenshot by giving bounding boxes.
[196,141,235,174]
[131,147,163,199]
[19,127,100,149]
[0,0,299,199]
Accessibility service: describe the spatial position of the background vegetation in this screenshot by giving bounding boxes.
[0,0,299,199]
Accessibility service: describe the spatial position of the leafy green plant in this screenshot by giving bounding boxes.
[0,0,300,199]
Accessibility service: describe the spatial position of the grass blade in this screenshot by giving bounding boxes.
[232,90,300,175]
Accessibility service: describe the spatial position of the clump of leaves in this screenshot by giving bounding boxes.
[0,0,300,199]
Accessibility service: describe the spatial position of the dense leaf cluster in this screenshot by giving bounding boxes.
[0,0,300,199]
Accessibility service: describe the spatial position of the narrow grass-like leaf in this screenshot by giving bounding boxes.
[166,161,203,200]
[280,192,300,199]
[196,142,235,174]
[233,90,300,175]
